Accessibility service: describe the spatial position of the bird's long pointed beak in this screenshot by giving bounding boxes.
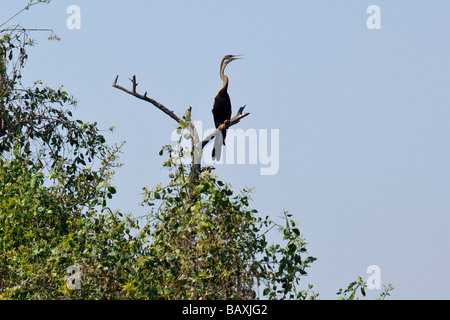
[231,54,243,60]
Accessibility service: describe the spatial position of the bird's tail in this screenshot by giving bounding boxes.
[212,146,222,161]
[212,128,226,161]
[222,129,227,146]
[212,140,223,161]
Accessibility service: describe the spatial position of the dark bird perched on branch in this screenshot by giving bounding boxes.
[212,54,242,160]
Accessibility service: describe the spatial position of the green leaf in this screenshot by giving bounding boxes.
[304,256,317,264]
[108,186,117,194]
[288,243,297,252]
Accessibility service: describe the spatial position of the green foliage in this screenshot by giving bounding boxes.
[0,145,317,299]
[258,211,317,300]
[1,22,119,215]
[336,276,394,300]
[1,28,107,169]
[0,151,140,299]
[0,18,138,299]
[141,173,262,299]
[0,154,65,299]
[136,153,317,299]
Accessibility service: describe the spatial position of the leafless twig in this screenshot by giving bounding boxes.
[113,75,181,123]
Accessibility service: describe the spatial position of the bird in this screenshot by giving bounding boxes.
[212,54,242,160]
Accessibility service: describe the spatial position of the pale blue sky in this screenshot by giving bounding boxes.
[3,0,450,299]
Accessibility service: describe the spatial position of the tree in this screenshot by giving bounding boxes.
[129,142,317,299]
[0,2,133,299]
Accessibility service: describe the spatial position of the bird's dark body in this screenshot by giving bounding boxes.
[212,87,232,144]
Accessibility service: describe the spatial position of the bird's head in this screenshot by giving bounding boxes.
[222,54,243,68]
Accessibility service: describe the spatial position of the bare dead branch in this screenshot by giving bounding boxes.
[113,75,181,123]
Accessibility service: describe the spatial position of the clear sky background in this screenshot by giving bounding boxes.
[3,0,450,299]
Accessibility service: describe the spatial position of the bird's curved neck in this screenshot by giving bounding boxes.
[220,63,229,91]
[220,74,229,91]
